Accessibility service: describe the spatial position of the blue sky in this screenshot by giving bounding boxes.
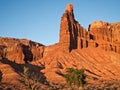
[0,0,120,45]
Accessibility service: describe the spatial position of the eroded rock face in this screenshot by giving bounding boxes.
[89,21,111,42]
[5,44,25,63]
[0,45,6,60]
[65,4,73,12]
[59,4,87,52]
[111,22,120,43]
[59,4,120,54]
[0,4,120,65]
[0,4,120,88]
[0,37,44,64]
[89,21,120,53]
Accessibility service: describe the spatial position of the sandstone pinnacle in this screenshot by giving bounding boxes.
[59,4,120,54]
[60,4,87,52]
[0,4,120,89]
[65,4,73,12]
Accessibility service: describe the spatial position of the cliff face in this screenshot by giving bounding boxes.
[89,21,120,53]
[0,4,120,88]
[59,4,120,54]
[39,4,120,84]
[0,4,119,64]
[0,37,44,63]
[59,4,87,52]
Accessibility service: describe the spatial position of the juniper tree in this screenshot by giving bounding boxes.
[64,68,87,89]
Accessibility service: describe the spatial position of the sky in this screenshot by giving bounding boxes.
[0,0,120,46]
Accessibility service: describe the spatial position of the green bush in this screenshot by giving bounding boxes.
[64,68,87,89]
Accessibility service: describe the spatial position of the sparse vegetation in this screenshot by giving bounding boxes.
[20,66,42,90]
[64,68,87,90]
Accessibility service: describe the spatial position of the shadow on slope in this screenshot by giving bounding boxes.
[0,58,47,84]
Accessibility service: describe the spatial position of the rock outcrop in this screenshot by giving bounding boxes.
[59,4,87,52]
[0,4,120,89]
[0,37,44,63]
[39,4,120,84]
[1,4,119,64]
[89,21,120,53]
[59,4,120,54]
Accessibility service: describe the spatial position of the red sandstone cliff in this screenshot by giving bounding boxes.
[0,37,44,63]
[0,4,119,64]
[37,4,120,84]
[89,21,120,53]
[0,4,120,89]
[59,4,87,52]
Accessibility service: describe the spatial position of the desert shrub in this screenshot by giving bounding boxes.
[20,66,42,90]
[64,68,87,89]
[50,85,58,90]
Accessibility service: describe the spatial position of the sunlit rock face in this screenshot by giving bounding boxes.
[59,4,87,52]
[0,4,120,88]
[65,4,73,12]
[0,4,120,65]
[59,4,120,53]
[0,37,44,64]
[89,21,120,53]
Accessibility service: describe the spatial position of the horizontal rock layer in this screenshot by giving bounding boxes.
[0,37,44,63]
[59,5,120,54]
[0,4,120,88]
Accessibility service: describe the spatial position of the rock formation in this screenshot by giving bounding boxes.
[59,4,120,54]
[39,4,120,84]
[0,4,120,89]
[0,37,44,63]
[59,4,87,52]
[89,21,120,53]
[0,4,119,64]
